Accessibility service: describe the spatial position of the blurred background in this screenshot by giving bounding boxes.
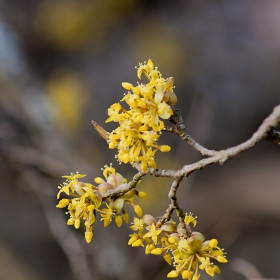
[0,0,280,279]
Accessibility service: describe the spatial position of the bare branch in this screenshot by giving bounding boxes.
[157,178,192,238]
[149,104,280,178]
[168,108,219,156]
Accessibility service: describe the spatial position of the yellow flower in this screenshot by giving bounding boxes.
[184,212,197,227]
[129,213,227,279]
[130,217,145,231]
[100,203,114,227]
[143,223,162,245]
[57,172,87,198]
[105,59,174,171]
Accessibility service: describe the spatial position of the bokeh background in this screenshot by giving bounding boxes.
[0,0,280,279]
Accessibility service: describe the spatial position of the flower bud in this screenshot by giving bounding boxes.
[132,239,143,247]
[142,214,156,226]
[137,191,148,198]
[128,236,137,245]
[182,270,193,280]
[164,253,172,265]
[134,205,142,217]
[74,219,81,229]
[169,233,180,243]
[122,213,129,223]
[159,145,171,152]
[167,270,179,278]
[217,256,228,263]
[85,231,93,243]
[122,82,133,90]
[72,182,85,196]
[67,218,74,225]
[97,182,114,194]
[109,199,124,214]
[115,216,122,227]
[119,189,136,200]
[151,248,163,255]
[56,198,70,208]
[213,265,221,274]
[161,221,176,233]
[191,232,205,242]
[94,177,104,184]
[145,244,155,254]
[107,173,123,188]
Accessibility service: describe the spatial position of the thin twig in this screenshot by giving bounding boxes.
[168,108,219,156]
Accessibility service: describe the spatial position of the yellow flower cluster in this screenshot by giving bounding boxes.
[56,165,147,243]
[106,59,177,172]
[128,214,227,280]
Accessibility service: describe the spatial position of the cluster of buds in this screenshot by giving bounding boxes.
[56,164,147,243]
[104,59,177,172]
[128,214,227,280]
